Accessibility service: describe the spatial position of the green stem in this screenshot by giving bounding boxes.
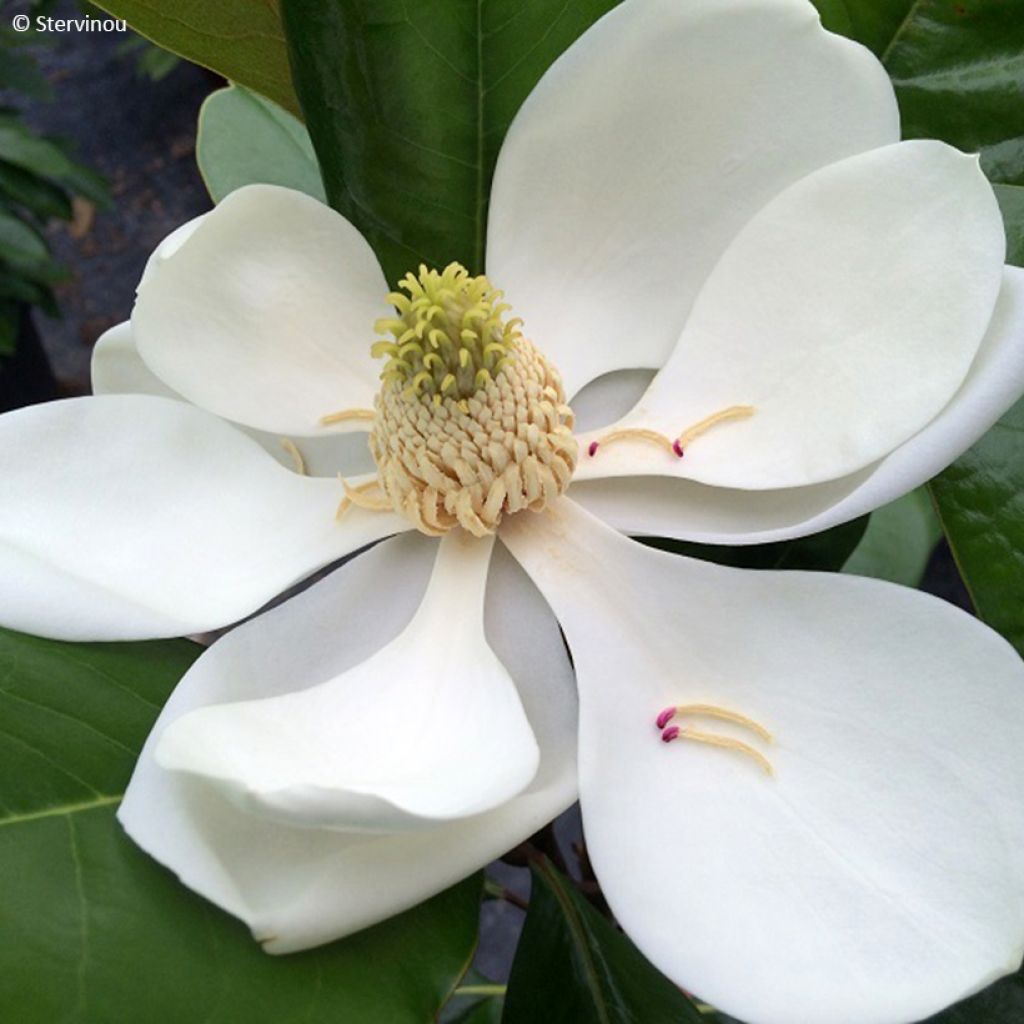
[454,984,507,998]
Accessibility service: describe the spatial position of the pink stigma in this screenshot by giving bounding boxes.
[655,707,677,730]
[672,439,684,458]
[661,725,680,743]
[587,440,600,457]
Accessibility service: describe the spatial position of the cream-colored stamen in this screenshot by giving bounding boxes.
[674,404,755,451]
[675,728,774,776]
[587,427,676,457]
[658,702,774,775]
[278,438,307,476]
[334,477,393,520]
[670,703,773,742]
[588,404,756,459]
[319,408,376,426]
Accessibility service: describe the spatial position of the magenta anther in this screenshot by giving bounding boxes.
[655,707,677,730]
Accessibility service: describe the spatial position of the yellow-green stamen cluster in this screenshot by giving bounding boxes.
[371,262,522,402]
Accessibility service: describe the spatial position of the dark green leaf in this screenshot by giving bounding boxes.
[92,0,299,115]
[642,516,868,573]
[502,858,703,1024]
[0,46,51,99]
[814,0,1024,186]
[0,159,73,222]
[197,85,325,204]
[0,299,17,356]
[922,968,1024,1022]
[0,626,483,1023]
[929,398,1024,658]
[842,488,941,587]
[281,0,619,285]
[0,206,51,271]
[994,183,1024,266]
[0,119,108,206]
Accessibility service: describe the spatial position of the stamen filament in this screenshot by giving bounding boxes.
[319,408,376,426]
[674,405,755,455]
[278,438,307,476]
[335,477,393,520]
[657,703,772,742]
[587,428,676,458]
[663,726,774,776]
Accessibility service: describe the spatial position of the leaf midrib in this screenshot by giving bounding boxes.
[537,860,614,1024]
[0,794,121,828]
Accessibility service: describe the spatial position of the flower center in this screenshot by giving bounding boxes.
[364,263,577,537]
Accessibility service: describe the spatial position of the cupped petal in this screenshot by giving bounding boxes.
[502,499,1024,1024]
[0,395,405,641]
[119,533,577,952]
[570,265,1024,544]
[487,0,899,398]
[156,533,540,830]
[132,184,389,436]
[575,141,1005,490]
[92,321,376,479]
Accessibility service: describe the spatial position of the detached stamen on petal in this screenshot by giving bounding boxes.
[673,405,756,457]
[335,476,393,519]
[655,702,774,776]
[586,405,755,458]
[278,438,307,476]
[319,408,376,426]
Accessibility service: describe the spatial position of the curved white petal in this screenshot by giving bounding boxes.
[92,321,376,479]
[502,499,1024,1024]
[132,184,388,437]
[119,533,577,951]
[570,265,1024,544]
[138,213,205,288]
[487,0,899,397]
[575,141,1005,490]
[0,395,405,641]
[156,533,540,830]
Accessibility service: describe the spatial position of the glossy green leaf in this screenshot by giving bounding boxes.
[814,0,1024,186]
[0,626,483,1022]
[929,399,1024,658]
[0,160,73,222]
[280,0,619,285]
[92,0,299,115]
[0,118,108,205]
[643,516,868,574]
[994,184,1024,266]
[197,85,325,204]
[843,488,941,587]
[0,207,48,266]
[502,858,703,1024]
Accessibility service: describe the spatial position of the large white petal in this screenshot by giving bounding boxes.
[92,321,376,479]
[575,141,1005,489]
[502,499,1024,1024]
[487,0,899,398]
[0,395,404,641]
[570,265,1024,544]
[156,533,540,830]
[132,184,388,436]
[119,532,577,952]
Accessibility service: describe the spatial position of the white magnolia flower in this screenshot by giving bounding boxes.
[3,1,1024,1021]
